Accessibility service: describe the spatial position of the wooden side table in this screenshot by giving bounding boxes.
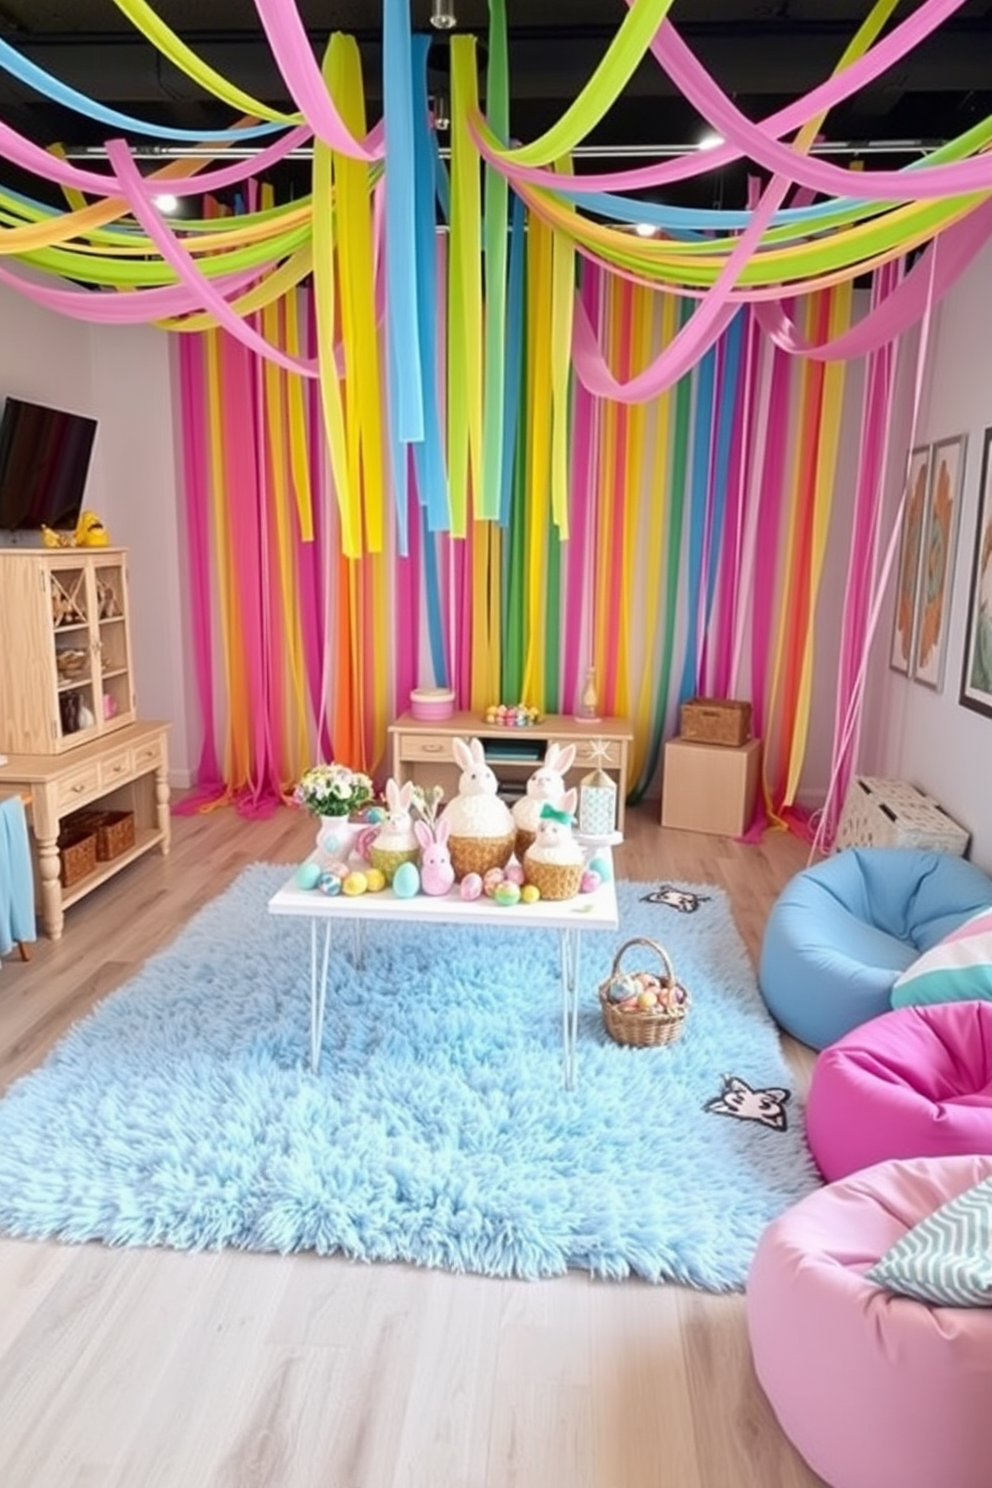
[661,736,762,837]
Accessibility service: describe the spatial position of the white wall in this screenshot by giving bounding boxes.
[0,282,192,784]
[860,238,992,874]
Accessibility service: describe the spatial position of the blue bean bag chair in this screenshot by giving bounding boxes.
[758,848,992,1050]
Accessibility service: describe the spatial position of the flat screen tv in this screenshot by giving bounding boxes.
[0,396,98,532]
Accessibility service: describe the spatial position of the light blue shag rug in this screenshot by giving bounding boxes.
[0,866,820,1288]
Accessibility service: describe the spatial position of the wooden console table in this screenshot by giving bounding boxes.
[0,720,171,939]
[388,710,634,831]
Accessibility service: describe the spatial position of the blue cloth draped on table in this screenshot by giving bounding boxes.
[0,795,36,957]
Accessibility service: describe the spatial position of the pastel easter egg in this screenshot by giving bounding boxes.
[364,867,386,892]
[460,872,483,901]
[295,861,321,890]
[318,871,342,897]
[503,862,525,886]
[355,825,378,862]
[494,881,521,907]
[588,855,612,883]
[520,883,541,904]
[367,806,387,824]
[342,871,368,897]
[393,861,420,898]
[483,867,505,897]
[328,860,351,881]
[580,869,602,894]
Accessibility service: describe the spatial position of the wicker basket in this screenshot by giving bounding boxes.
[369,844,419,884]
[448,832,516,881]
[90,810,136,861]
[680,697,752,748]
[523,853,584,901]
[58,826,97,889]
[599,936,690,1047]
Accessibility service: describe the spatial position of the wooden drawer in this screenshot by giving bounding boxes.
[133,736,164,771]
[57,763,101,810]
[397,733,455,763]
[568,738,624,769]
[99,747,134,788]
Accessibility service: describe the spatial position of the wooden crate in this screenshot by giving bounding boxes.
[679,697,752,748]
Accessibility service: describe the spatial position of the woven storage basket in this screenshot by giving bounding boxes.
[599,936,690,1047]
[448,832,516,881]
[58,826,97,889]
[67,808,136,862]
[680,697,752,747]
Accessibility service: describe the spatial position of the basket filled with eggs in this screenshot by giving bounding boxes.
[598,936,690,1048]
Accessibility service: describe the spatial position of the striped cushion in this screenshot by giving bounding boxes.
[867,1177,992,1306]
[891,905,992,1009]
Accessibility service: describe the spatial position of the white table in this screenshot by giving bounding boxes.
[267,853,619,1088]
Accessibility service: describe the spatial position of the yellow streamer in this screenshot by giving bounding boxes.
[283,284,315,543]
[550,158,576,537]
[520,212,554,705]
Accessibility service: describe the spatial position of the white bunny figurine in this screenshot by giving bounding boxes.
[369,778,420,883]
[415,818,455,896]
[512,740,577,855]
[439,737,516,879]
[523,788,585,900]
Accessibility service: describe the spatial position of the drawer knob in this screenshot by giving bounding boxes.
[423,743,444,753]
[72,782,85,792]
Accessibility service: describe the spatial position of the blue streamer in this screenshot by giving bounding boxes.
[410,35,450,532]
[701,311,744,635]
[554,185,871,232]
[383,0,424,445]
[677,342,718,704]
[421,515,449,686]
[0,36,284,142]
[499,191,526,527]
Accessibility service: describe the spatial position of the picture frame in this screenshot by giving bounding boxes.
[959,426,992,720]
[912,433,967,690]
[889,444,931,676]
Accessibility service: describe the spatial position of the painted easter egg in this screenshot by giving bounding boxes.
[483,867,505,898]
[580,869,602,894]
[520,883,541,904]
[295,860,321,890]
[367,806,387,824]
[364,867,386,892]
[318,871,342,897]
[342,871,368,897]
[588,855,612,883]
[503,861,525,886]
[460,872,483,901]
[494,881,521,907]
[393,860,420,898]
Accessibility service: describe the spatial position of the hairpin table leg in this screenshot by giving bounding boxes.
[310,917,333,1074]
[559,928,581,1090]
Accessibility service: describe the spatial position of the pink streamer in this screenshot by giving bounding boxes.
[0,259,262,324]
[252,0,384,160]
[562,261,601,711]
[0,117,311,197]
[394,456,420,711]
[477,0,968,197]
[172,334,225,811]
[106,139,319,378]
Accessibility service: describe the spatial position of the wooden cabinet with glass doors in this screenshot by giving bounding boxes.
[0,547,135,757]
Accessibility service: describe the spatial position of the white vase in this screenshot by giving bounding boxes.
[315,815,358,863]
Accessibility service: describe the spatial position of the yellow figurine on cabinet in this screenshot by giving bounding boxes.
[74,510,110,547]
[40,524,73,548]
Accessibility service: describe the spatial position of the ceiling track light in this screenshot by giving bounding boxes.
[431,0,457,31]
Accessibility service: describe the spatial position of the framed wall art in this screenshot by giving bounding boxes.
[913,433,967,690]
[889,444,931,676]
[960,426,992,720]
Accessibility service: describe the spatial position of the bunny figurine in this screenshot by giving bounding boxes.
[523,788,585,900]
[415,818,455,896]
[438,737,516,880]
[369,779,420,884]
[512,740,577,859]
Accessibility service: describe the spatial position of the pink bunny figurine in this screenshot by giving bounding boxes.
[415,818,455,896]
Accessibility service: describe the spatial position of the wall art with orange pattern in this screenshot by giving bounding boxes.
[913,433,967,691]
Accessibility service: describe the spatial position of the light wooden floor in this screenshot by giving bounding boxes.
[0,799,826,1488]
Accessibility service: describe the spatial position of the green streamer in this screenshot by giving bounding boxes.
[479,0,510,521]
[544,524,562,711]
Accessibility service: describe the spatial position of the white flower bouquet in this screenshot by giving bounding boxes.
[294,762,373,818]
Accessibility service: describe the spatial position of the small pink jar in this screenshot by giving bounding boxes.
[409,687,455,722]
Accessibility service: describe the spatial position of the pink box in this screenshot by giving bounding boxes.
[409,687,455,722]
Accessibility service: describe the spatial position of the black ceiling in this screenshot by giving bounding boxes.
[1,1,991,207]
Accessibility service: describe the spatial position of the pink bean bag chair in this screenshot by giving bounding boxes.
[805,1000,992,1183]
[747,1155,992,1488]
